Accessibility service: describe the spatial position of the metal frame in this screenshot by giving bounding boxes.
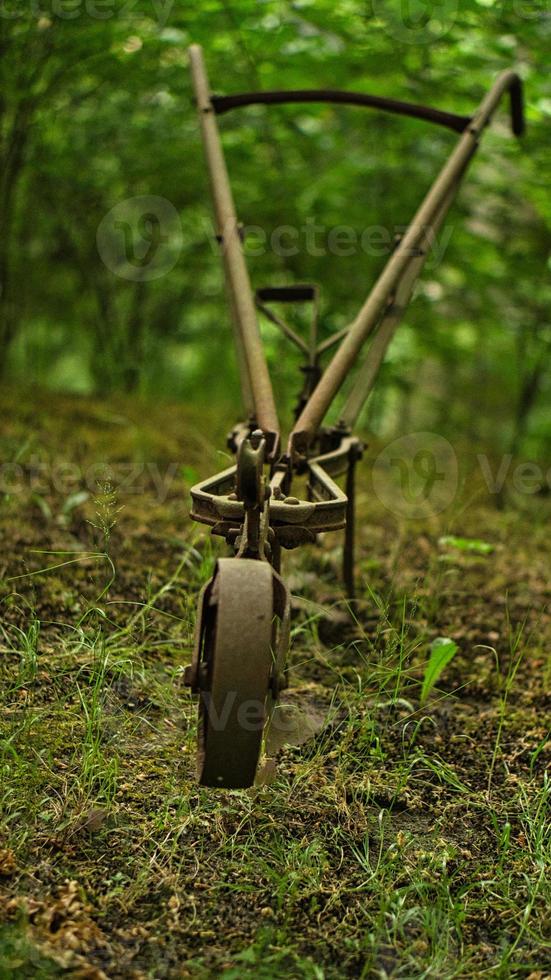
[189,44,524,463]
[190,435,359,541]
[186,45,524,786]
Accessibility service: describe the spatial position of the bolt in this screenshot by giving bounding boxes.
[283,496,300,505]
[227,492,237,500]
[250,428,264,449]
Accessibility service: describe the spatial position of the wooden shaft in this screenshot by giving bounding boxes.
[188,44,279,449]
[228,288,255,417]
[289,70,521,455]
[339,183,458,429]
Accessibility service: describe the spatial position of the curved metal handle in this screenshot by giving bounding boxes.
[210,76,525,138]
[508,74,525,137]
[211,89,471,134]
[472,69,525,139]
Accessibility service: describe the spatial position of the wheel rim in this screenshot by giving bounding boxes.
[197,558,276,788]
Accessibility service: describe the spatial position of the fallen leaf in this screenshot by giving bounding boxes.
[0,849,17,876]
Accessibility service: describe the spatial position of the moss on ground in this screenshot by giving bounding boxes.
[0,387,549,979]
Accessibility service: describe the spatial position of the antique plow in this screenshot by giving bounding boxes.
[185,44,524,788]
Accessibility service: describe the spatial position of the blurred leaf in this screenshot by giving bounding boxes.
[439,536,494,554]
[62,491,90,516]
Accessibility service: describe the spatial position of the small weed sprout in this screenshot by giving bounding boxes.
[420,637,459,705]
[16,618,40,685]
[1,618,40,685]
[76,637,119,805]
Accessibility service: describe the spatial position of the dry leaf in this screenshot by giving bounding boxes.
[0,848,17,876]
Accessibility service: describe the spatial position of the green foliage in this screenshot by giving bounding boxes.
[439,535,494,553]
[420,636,459,703]
[0,2,549,456]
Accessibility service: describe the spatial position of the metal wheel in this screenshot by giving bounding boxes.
[195,557,277,788]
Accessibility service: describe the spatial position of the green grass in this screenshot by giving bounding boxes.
[0,388,550,978]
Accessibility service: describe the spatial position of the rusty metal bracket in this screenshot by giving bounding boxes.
[190,435,363,549]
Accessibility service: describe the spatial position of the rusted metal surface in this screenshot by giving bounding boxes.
[187,47,524,788]
[195,558,276,788]
[190,435,363,545]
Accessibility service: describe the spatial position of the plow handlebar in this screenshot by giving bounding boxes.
[187,48,525,789]
[189,43,525,459]
[211,76,524,138]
